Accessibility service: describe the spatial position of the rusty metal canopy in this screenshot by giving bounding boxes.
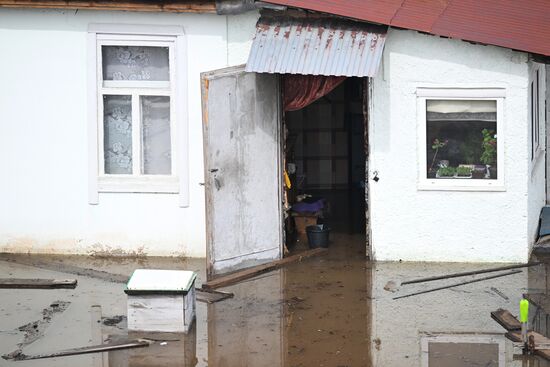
[264,0,550,57]
[245,15,387,77]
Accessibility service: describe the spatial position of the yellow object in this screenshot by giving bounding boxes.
[520,298,529,323]
[284,170,292,189]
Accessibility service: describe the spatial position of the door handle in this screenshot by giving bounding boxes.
[209,168,219,173]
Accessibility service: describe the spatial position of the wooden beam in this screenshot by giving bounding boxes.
[493,308,550,360]
[11,339,151,361]
[0,0,216,13]
[0,278,77,289]
[202,248,328,290]
[491,309,522,331]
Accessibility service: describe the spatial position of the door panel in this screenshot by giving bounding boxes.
[201,65,282,279]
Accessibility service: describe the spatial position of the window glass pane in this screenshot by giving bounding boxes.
[141,96,171,175]
[103,95,133,174]
[426,100,497,180]
[102,46,169,81]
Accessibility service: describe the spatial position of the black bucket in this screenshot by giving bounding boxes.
[306,225,330,248]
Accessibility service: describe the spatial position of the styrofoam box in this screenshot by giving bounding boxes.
[125,269,197,333]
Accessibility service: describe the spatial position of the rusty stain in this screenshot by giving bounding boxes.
[370,35,378,50]
[246,16,387,76]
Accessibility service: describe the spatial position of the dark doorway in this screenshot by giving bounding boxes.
[283,77,367,252]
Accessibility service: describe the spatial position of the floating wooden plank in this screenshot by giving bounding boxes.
[493,308,550,360]
[491,309,522,331]
[202,248,328,290]
[9,339,152,361]
[506,331,550,360]
[0,278,77,289]
[393,270,522,300]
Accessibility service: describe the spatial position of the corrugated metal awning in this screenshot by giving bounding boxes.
[245,15,387,77]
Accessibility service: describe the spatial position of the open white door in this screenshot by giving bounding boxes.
[201,65,282,279]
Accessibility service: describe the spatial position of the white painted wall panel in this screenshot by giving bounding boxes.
[528,62,547,256]
[0,8,256,257]
[370,29,531,262]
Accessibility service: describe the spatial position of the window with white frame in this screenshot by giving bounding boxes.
[100,43,174,177]
[88,25,188,205]
[418,89,505,190]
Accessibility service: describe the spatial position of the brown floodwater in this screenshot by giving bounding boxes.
[0,235,549,366]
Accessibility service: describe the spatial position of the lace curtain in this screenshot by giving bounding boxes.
[103,95,133,174]
[141,96,171,175]
[102,46,169,81]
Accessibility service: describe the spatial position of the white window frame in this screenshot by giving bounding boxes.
[420,333,505,367]
[417,88,505,192]
[87,24,189,207]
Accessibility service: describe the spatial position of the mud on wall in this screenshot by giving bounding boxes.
[369,28,531,262]
[0,8,259,257]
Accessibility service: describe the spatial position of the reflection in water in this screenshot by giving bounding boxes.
[108,330,197,367]
[208,233,371,366]
[8,242,550,366]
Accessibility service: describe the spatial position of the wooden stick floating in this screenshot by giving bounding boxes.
[402,262,540,286]
[393,270,522,300]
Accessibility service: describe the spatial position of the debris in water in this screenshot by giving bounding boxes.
[393,270,521,300]
[102,315,126,326]
[2,301,71,360]
[383,280,398,292]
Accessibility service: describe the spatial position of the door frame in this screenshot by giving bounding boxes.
[201,66,284,279]
[280,76,372,258]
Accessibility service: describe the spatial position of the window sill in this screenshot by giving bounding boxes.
[98,175,179,193]
[418,181,505,192]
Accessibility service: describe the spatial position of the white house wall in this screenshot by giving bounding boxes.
[370,28,531,262]
[0,8,258,257]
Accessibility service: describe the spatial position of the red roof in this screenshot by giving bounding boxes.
[265,0,550,56]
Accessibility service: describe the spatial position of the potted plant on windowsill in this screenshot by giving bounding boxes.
[480,129,497,179]
[456,166,473,178]
[429,138,448,178]
[436,166,456,178]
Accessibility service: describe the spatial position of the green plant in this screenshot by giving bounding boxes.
[429,138,448,172]
[456,166,472,177]
[480,129,497,165]
[437,166,456,177]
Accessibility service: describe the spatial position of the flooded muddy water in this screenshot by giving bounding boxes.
[0,236,549,366]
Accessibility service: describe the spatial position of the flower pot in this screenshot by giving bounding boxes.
[472,166,487,179]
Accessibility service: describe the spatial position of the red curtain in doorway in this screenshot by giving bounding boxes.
[283,74,346,111]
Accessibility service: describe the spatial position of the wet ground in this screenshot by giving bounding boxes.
[0,235,549,366]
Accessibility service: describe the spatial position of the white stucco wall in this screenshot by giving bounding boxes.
[370,28,531,262]
[0,8,258,257]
